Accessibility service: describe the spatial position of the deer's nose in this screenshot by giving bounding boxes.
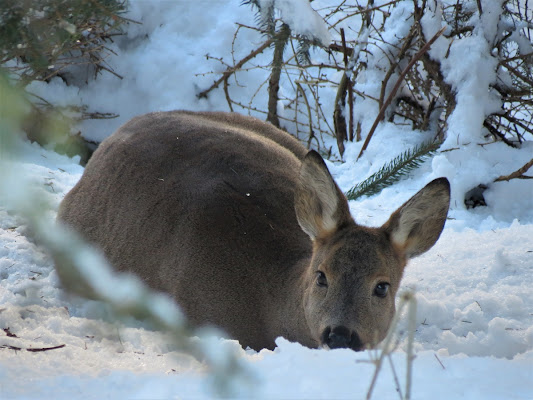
[321,326,363,351]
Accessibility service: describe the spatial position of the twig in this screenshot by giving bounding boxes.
[495,158,533,181]
[333,28,358,155]
[330,42,354,56]
[496,113,533,138]
[378,25,417,111]
[341,29,355,142]
[387,354,404,399]
[0,345,22,351]
[26,344,66,352]
[197,38,274,99]
[224,78,234,112]
[483,120,518,148]
[329,0,402,30]
[0,344,66,352]
[366,292,415,400]
[357,26,446,160]
[3,327,18,338]
[295,82,315,148]
[434,353,446,369]
[405,292,417,400]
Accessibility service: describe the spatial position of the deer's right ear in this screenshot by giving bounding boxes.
[294,151,352,240]
[383,178,450,258]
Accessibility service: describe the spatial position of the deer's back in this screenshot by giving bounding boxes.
[58,111,311,349]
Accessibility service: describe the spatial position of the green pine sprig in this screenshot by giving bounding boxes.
[241,0,276,36]
[345,140,442,201]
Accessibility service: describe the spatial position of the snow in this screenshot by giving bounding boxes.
[259,0,331,45]
[1,1,533,399]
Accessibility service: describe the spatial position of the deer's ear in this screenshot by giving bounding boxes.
[383,178,450,258]
[294,151,352,240]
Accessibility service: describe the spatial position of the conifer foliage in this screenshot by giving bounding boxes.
[345,140,442,201]
[0,0,128,163]
[1,0,127,85]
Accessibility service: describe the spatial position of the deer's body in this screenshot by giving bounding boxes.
[58,111,450,351]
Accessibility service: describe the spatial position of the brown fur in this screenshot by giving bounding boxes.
[57,111,450,351]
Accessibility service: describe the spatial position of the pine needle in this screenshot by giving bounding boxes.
[346,140,442,201]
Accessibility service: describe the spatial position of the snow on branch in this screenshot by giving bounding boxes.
[259,0,331,45]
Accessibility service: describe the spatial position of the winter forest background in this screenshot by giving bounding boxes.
[0,1,532,399]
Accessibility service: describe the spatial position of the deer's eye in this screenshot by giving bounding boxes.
[374,282,390,298]
[316,271,328,288]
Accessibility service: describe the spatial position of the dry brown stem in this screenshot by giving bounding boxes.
[267,24,291,127]
[357,26,446,160]
[342,30,355,143]
[378,26,417,111]
[197,38,274,99]
[495,158,533,181]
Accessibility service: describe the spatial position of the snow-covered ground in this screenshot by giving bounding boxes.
[1,1,532,399]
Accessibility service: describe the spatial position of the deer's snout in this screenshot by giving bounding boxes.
[321,326,363,351]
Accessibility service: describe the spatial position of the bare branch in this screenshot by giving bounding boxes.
[267,24,291,127]
[197,38,274,99]
[357,26,446,160]
[495,158,533,181]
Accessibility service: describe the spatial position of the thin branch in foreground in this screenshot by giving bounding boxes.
[366,292,417,400]
[404,292,417,400]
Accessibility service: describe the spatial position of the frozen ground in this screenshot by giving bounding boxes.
[1,0,532,399]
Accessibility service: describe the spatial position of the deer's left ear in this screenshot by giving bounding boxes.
[294,151,353,241]
[382,178,450,258]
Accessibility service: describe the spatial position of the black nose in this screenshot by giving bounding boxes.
[321,326,363,351]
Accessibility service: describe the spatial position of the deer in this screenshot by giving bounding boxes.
[57,110,450,352]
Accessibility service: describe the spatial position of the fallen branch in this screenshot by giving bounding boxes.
[26,344,66,352]
[0,344,65,352]
[357,26,446,160]
[3,327,17,337]
[0,345,22,351]
[495,158,533,181]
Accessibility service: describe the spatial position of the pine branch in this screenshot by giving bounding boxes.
[296,39,312,65]
[241,0,275,36]
[346,140,442,200]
